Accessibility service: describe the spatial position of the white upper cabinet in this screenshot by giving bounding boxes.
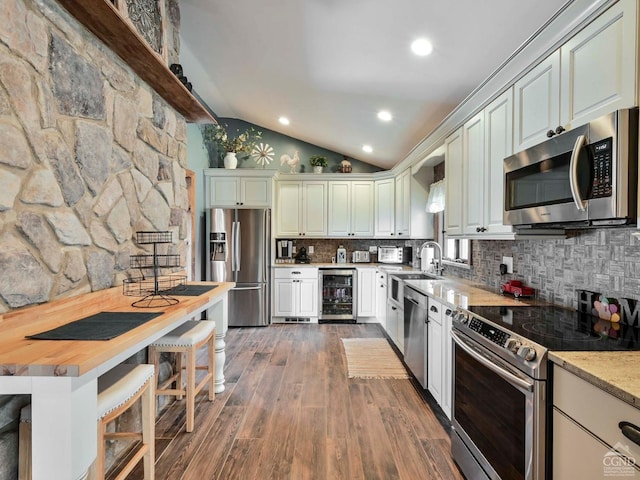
[302,182,329,236]
[453,91,515,238]
[276,181,327,237]
[205,171,273,208]
[374,178,395,237]
[328,181,374,237]
[351,181,374,236]
[515,0,637,153]
[395,169,411,237]
[276,181,302,237]
[462,111,485,235]
[513,52,560,152]
[445,127,463,236]
[560,0,637,128]
[484,90,514,236]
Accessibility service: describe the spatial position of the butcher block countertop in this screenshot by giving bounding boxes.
[550,351,640,408]
[403,277,545,309]
[0,281,234,377]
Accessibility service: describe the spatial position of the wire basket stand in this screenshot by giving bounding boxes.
[123,231,186,308]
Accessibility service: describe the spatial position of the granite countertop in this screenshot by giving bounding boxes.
[403,277,544,309]
[550,351,640,408]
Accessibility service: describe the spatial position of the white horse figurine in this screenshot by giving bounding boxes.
[280,151,300,173]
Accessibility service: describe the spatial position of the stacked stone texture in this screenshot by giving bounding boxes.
[0,0,188,313]
[0,0,186,477]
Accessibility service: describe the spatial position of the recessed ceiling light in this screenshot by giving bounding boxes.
[362,145,373,153]
[377,110,393,122]
[411,38,433,56]
[278,116,290,125]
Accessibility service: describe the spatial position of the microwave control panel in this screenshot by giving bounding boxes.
[590,137,612,198]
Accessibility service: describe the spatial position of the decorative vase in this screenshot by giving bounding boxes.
[224,152,238,169]
[313,166,323,174]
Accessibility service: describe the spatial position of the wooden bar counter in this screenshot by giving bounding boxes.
[0,281,234,480]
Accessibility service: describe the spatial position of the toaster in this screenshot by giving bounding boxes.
[352,251,370,263]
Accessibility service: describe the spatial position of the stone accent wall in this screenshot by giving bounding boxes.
[0,0,186,478]
[445,227,640,309]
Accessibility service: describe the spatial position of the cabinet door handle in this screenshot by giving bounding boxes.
[391,306,396,311]
[430,305,438,313]
[619,422,640,447]
[445,309,453,316]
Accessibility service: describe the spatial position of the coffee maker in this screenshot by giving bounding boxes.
[295,246,311,264]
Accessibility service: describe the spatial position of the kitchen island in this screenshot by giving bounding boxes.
[0,281,234,480]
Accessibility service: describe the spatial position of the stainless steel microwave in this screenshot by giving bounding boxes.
[503,108,638,228]
[378,246,412,264]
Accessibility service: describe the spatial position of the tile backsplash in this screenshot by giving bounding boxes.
[445,227,640,309]
[279,238,428,268]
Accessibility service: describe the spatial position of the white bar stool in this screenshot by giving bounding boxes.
[19,363,155,480]
[148,320,215,432]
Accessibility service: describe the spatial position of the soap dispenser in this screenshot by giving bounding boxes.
[336,245,347,263]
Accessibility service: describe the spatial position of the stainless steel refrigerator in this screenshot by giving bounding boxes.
[206,208,271,327]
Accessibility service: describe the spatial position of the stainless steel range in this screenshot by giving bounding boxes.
[451,305,640,480]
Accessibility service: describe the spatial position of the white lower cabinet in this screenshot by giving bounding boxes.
[424,297,454,419]
[356,268,377,318]
[553,365,640,479]
[441,305,454,419]
[386,302,402,352]
[375,270,388,328]
[427,299,444,405]
[273,267,318,320]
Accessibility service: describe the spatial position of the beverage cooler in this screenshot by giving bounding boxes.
[318,268,357,323]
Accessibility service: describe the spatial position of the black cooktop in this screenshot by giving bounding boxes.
[467,305,640,352]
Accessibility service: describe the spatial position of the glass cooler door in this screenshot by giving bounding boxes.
[319,269,357,323]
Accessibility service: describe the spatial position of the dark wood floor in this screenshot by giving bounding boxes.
[121,323,464,480]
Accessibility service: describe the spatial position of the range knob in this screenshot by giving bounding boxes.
[457,311,469,324]
[517,345,537,362]
[505,338,521,353]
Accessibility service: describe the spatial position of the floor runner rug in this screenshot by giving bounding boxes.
[341,337,410,379]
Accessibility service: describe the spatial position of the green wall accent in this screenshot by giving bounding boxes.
[203,118,383,173]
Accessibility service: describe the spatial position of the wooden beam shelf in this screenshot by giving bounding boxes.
[57,0,215,124]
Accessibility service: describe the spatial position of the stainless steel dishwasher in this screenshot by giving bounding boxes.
[403,285,428,388]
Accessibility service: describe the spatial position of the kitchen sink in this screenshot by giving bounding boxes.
[391,272,440,280]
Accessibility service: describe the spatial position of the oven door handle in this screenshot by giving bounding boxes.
[451,330,534,393]
[569,134,588,211]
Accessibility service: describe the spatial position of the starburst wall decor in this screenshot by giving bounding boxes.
[251,143,275,168]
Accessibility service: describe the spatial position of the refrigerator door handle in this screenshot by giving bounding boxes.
[230,220,237,272]
[233,285,263,291]
[235,220,241,272]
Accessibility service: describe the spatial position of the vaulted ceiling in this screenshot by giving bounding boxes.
[180,0,570,169]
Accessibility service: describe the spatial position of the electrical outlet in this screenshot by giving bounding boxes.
[308,246,314,254]
[502,256,513,274]
[368,245,377,253]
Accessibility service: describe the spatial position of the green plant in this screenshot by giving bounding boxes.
[309,155,328,167]
[201,124,262,154]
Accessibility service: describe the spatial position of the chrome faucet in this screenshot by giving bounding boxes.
[419,241,444,276]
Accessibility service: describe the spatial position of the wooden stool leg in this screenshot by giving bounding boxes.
[208,330,215,401]
[95,419,106,480]
[18,422,31,480]
[149,345,160,397]
[186,346,196,432]
[141,379,155,480]
[175,351,184,400]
